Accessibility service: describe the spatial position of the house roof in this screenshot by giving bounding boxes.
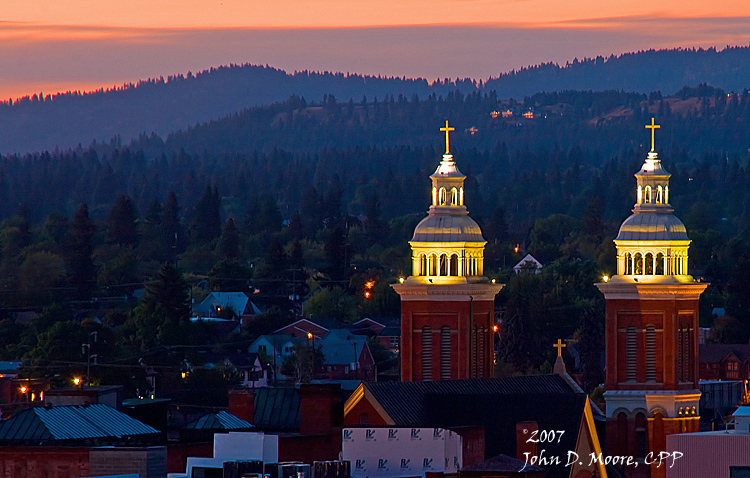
[513,254,543,271]
[196,292,250,316]
[254,387,300,430]
[0,404,159,444]
[319,329,368,365]
[347,375,592,477]
[183,411,253,431]
[699,344,750,363]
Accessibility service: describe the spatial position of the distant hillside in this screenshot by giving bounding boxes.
[2,46,750,154]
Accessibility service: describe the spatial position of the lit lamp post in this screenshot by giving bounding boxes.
[307,332,315,380]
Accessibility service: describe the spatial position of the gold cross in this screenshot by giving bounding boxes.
[440,120,455,154]
[645,117,661,152]
[553,339,566,357]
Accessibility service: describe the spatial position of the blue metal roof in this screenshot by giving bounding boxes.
[183,411,253,430]
[0,404,159,443]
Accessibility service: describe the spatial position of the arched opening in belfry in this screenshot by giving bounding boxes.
[644,186,652,203]
[438,187,447,205]
[419,254,427,276]
[645,253,654,275]
[657,185,663,204]
[656,253,665,275]
[451,187,458,206]
[430,254,438,276]
[439,254,448,276]
[625,252,633,274]
[634,253,643,275]
[450,253,458,276]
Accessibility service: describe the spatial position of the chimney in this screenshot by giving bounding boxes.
[516,421,538,461]
[299,383,342,436]
[228,389,256,424]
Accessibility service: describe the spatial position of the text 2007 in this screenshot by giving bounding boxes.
[525,429,565,444]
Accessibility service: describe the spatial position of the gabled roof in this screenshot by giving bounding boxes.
[319,329,369,365]
[0,404,159,444]
[513,254,543,272]
[183,411,253,431]
[253,387,300,430]
[346,375,592,476]
[196,292,250,316]
[699,344,750,363]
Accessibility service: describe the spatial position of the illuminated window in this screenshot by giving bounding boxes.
[645,186,652,203]
[430,254,438,275]
[657,185,663,204]
[419,254,427,276]
[625,253,633,274]
[439,187,447,205]
[450,253,458,276]
[638,185,643,203]
[451,187,458,206]
[634,253,643,275]
[439,254,448,276]
[645,253,654,275]
[656,253,664,275]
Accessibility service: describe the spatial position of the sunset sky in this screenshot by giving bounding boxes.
[2,1,750,100]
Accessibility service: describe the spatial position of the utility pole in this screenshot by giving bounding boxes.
[82,331,98,387]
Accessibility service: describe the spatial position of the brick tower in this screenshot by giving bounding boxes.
[392,121,503,382]
[596,119,707,478]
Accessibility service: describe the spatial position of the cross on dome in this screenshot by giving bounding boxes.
[645,118,661,152]
[440,120,455,154]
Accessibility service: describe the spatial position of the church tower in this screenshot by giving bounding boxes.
[596,119,707,478]
[392,121,503,382]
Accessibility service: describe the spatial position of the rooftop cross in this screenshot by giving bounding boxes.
[645,117,661,152]
[440,120,455,154]
[553,338,566,357]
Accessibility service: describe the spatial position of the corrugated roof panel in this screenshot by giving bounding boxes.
[0,404,158,443]
[37,406,108,439]
[254,388,300,430]
[76,404,159,438]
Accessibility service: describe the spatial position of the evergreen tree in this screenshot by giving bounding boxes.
[190,185,221,245]
[67,204,96,299]
[161,191,185,263]
[324,224,349,280]
[217,217,240,259]
[107,195,139,247]
[578,304,605,393]
[364,191,389,246]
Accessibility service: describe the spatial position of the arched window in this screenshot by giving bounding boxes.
[451,188,458,206]
[635,413,648,458]
[439,254,448,276]
[657,185,663,204]
[459,187,464,205]
[450,253,458,276]
[645,253,654,275]
[634,253,643,275]
[420,254,427,276]
[646,325,656,381]
[432,187,437,206]
[625,252,633,274]
[656,253,664,275]
[440,326,451,380]
[637,185,643,203]
[439,187,447,205]
[645,186,652,203]
[616,413,629,456]
[421,326,432,381]
[675,255,682,275]
[430,254,438,276]
[665,186,669,204]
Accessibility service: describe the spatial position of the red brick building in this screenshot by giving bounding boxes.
[392,122,502,381]
[596,125,707,478]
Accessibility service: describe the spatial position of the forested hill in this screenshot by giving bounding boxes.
[3,46,750,154]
